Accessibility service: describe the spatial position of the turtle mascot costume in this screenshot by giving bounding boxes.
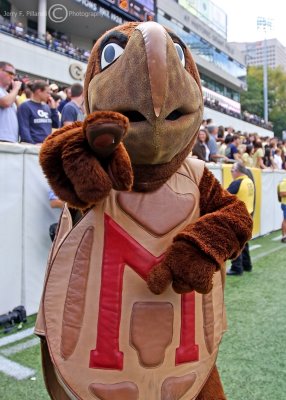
[35,21,252,400]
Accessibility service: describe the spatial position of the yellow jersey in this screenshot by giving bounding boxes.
[227,175,255,215]
[278,178,286,205]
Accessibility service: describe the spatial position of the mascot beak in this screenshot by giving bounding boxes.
[135,22,167,118]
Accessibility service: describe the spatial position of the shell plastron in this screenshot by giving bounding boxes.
[35,158,226,400]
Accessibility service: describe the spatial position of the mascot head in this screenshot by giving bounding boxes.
[85,21,203,190]
[40,21,203,207]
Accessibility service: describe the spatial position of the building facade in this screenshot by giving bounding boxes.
[231,38,286,71]
[157,0,247,111]
[0,0,274,135]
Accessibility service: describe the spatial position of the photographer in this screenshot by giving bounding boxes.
[0,61,21,142]
[17,80,60,144]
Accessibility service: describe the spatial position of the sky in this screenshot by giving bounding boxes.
[212,0,286,46]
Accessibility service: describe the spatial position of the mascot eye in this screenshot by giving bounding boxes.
[101,43,124,70]
[174,43,185,67]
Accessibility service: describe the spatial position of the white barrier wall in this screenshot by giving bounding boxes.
[0,143,61,315]
[0,144,285,316]
[260,170,285,235]
[0,144,24,314]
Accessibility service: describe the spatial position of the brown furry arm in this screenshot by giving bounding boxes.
[147,167,253,295]
[174,167,253,265]
[40,112,133,209]
[40,123,90,208]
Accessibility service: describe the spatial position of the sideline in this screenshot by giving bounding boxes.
[252,245,285,261]
[0,327,36,380]
[1,337,39,356]
[0,327,35,347]
[0,355,35,380]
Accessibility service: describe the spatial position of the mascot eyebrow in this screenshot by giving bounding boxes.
[167,31,186,49]
[100,31,129,50]
[99,29,186,53]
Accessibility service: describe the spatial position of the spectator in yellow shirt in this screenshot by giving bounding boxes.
[242,144,254,168]
[226,162,255,275]
[253,141,267,169]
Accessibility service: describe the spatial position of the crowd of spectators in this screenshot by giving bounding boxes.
[0,61,84,144]
[203,96,273,131]
[0,19,91,62]
[1,60,285,171]
[191,118,286,170]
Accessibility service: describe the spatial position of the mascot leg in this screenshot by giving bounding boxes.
[196,364,226,400]
[40,339,70,400]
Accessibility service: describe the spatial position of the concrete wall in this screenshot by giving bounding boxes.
[204,106,274,137]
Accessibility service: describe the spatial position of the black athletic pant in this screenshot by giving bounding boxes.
[230,242,252,273]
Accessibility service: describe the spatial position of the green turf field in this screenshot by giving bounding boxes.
[0,231,285,399]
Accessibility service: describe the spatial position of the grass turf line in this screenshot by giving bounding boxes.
[218,247,286,400]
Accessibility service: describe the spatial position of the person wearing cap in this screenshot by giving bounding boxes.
[277,177,286,243]
[226,162,255,275]
[49,83,59,94]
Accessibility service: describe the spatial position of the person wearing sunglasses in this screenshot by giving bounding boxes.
[0,61,22,142]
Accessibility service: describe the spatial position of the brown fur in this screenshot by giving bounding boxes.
[41,339,70,400]
[108,143,133,191]
[39,124,89,209]
[196,365,227,400]
[61,129,113,205]
[147,240,217,295]
[175,167,253,264]
[40,113,133,208]
[147,167,253,294]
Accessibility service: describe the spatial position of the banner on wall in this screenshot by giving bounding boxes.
[106,0,156,21]
[222,164,261,238]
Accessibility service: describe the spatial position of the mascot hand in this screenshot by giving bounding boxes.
[83,111,133,191]
[147,240,217,295]
[40,111,133,208]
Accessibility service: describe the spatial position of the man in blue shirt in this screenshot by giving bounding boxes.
[0,61,22,142]
[207,124,228,163]
[58,86,71,113]
[225,134,241,161]
[17,80,59,144]
[61,83,84,127]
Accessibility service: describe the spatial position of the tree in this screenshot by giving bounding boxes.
[241,67,264,116]
[241,66,286,137]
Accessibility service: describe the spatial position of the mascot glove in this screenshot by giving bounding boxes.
[147,240,218,295]
[40,111,134,209]
[83,111,133,192]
